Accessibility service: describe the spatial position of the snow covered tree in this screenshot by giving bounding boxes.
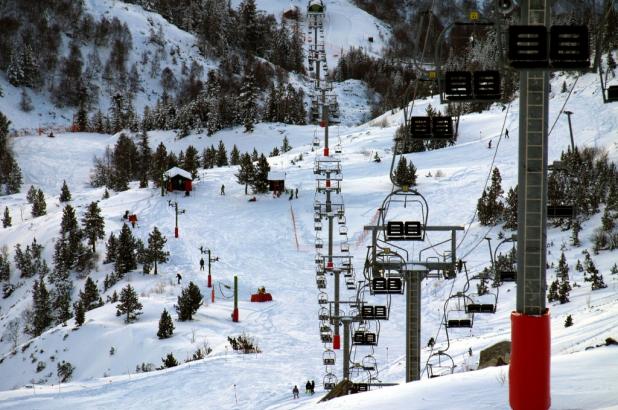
[252,154,270,194]
[236,153,255,194]
[74,301,85,327]
[558,278,571,304]
[31,189,46,217]
[239,0,259,54]
[2,206,10,228]
[270,147,280,157]
[59,180,71,202]
[31,280,52,336]
[564,314,573,327]
[611,263,618,275]
[230,145,241,166]
[238,73,258,132]
[281,136,291,153]
[601,207,614,232]
[75,103,89,132]
[251,148,259,162]
[571,219,582,246]
[0,248,10,282]
[157,308,175,339]
[82,201,105,253]
[57,361,75,383]
[575,259,584,272]
[394,157,409,186]
[147,227,169,275]
[27,185,37,204]
[0,112,22,195]
[477,168,504,225]
[116,284,143,323]
[175,281,203,321]
[7,51,25,86]
[547,280,559,302]
[115,224,137,277]
[79,277,103,311]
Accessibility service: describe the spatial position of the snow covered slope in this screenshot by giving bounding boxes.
[0,69,617,409]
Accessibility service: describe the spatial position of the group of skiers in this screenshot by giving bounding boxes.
[292,380,315,398]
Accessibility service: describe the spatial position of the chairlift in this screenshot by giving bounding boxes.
[316,276,326,289]
[362,355,377,371]
[314,212,321,222]
[444,293,474,328]
[315,221,323,231]
[323,349,336,366]
[465,290,497,314]
[323,373,337,390]
[315,238,323,249]
[427,352,455,378]
[371,277,403,294]
[320,326,333,343]
[318,307,329,321]
[345,277,355,290]
[314,253,323,264]
[314,200,321,211]
[353,329,378,346]
[313,137,320,147]
[339,226,348,235]
[361,305,388,320]
[338,215,346,225]
[343,268,353,278]
[341,243,350,253]
[334,144,342,154]
[318,292,328,305]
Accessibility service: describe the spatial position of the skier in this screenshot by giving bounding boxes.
[310,380,315,395]
[295,188,299,199]
[305,380,311,395]
[200,257,205,271]
[176,273,182,284]
[488,139,492,149]
[292,385,299,399]
[248,196,257,202]
[220,184,225,195]
[505,129,509,139]
[468,347,473,357]
[48,131,55,138]
[427,337,435,348]
[289,191,294,200]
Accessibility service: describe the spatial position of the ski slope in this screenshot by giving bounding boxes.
[0,70,617,409]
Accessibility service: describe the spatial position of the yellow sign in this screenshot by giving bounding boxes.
[469,11,479,21]
[428,71,437,80]
[383,248,391,254]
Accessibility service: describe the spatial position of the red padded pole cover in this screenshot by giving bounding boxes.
[333,334,340,350]
[509,310,551,410]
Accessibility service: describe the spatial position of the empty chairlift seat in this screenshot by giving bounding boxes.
[432,117,454,139]
[371,277,403,294]
[500,270,517,282]
[474,71,501,100]
[465,303,496,314]
[444,71,473,100]
[353,330,377,346]
[323,349,336,366]
[410,117,432,139]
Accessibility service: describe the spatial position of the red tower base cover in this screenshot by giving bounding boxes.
[333,334,341,350]
[509,310,551,410]
[250,293,273,302]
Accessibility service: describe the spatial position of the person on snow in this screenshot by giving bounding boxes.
[505,129,509,139]
[48,131,55,138]
[248,196,257,202]
[220,184,225,195]
[427,337,435,348]
[310,380,315,394]
[305,380,311,394]
[292,385,299,399]
[176,273,182,284]
[289,191,294,200]
[295,188,299,199]
[488,139,492,149]
[200,258,205,271]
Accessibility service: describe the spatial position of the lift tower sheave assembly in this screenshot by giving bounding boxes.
[510,1,551,409]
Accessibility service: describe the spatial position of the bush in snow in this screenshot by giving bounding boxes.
[57,361,75,382]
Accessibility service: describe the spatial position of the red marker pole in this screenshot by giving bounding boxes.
[232,275,239,322]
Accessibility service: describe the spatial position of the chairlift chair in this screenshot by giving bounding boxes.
[323,373,337,390]
[312,136,320,147]
[314,221,322,231]
[318,307,329,321]
[338,215,346,225]
[334,143,342,154]
[362,355,377,371]
[315,238,323,249]
[371,277,404,295]
[320,327,333,343]
[316,276,326,289]
[314,253,322,264]
[345,277,356,290]
[339,226,348,235]
[465,290,497,314]
[353,330,378,346]
[499,270,517,282]
[323,349,336,366]
[318,292,328,305]
[314,212,321,222]
[341,243,350,253]
[427,352,455,378]
[444,294,474,328]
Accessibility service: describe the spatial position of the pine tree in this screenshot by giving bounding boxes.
[547,280,559,302]
[58,204,82,268]
[270,147,280,157]
[564,314,573,327]
[281,136,291,153]
[151,142,168,186]
[601,207,614,232]
[82,201,105,253]
[19,88,33,112]
[157,308,175,339]
[571,219,582,246]
[137,130,152,188]
[74,301,85,327]
[555,252,569,280]
[252,154,270,194]
[230,145,241,165]
[31,189,46,217]
[503,187,518,230]
[115,225,137,277]
[2,206,11,228]
[147,227,169,275]
[236,153,255,195]
[59,180,72,202]
[75,103,89,132]
[104,232,117,264]
[202,146,216,169]
[0,248,11,282]
[175,281,203,321]
[31,280,52,336]
[561,81,568,93]
[394,157,409,186]
[7,51,25,87]
[238,73,258,132]
[5,157,22,194]
[407,161,417,186]
[558,279,571,304]
[161,353,178,368]
[183,145,200,179]
[575,259,583,272]
[79,277,103,311]
[116,284,143,323]
[611,263,618,275]
[27,185,37,204]
[251,148,259,162]
[102,188,110,199]
[216,140,228,167]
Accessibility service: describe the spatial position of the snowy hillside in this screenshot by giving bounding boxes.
[0,65,617,410]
